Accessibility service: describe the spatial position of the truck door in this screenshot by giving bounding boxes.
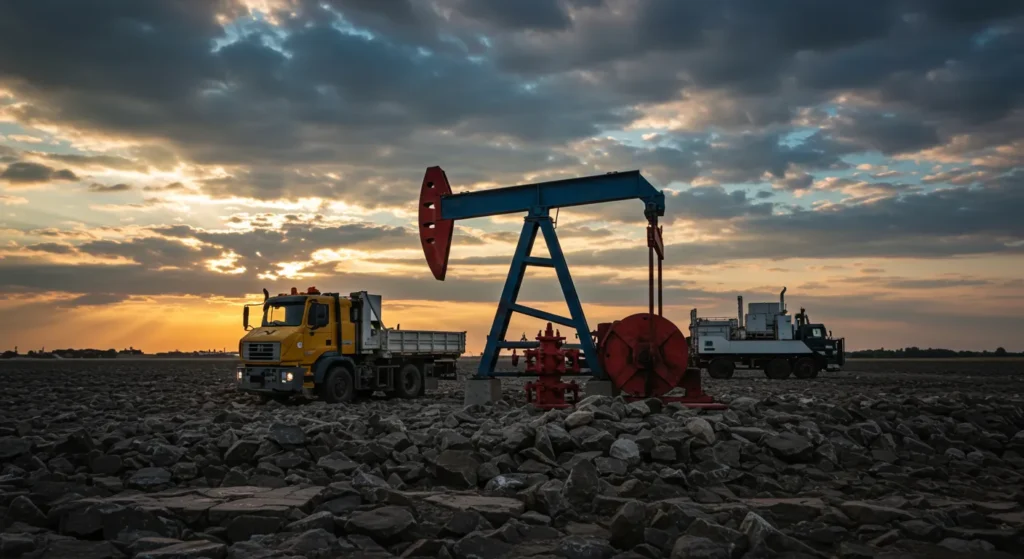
[304,301,332,359]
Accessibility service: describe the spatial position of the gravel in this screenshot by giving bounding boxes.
[1,357,1024,558]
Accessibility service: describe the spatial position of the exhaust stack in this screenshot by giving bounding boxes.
[737,296,744,328]
[780,286,787,313]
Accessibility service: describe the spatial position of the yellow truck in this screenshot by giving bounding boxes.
[236,286,465,403]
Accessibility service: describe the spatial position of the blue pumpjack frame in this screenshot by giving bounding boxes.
[436,170,666,382]
[475,209,605,380]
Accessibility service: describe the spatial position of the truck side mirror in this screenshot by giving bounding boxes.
[243,306,249,330]
[316,305,329,327]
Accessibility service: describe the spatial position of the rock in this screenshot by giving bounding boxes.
[609,500,646,549]
[224,515,282,543]
[595,457,627,476]
[317,453,358,475]
[839,501,915,524]
[286,511,336,533]
[442,511,492,538]
[651,445,676,462]
[0,437,32,460]
[900,518,942,541]
[268,423,306,447]
[424,493,525,526]
[685,519,744,553]
[558,535,617,559]
[150,444,186,467]
[609,439,641,467]
[0,533,36,557]
[6,495,48,528]
[91,454,122,475]
[566,410,595,429]
[223,440,260,467]
[344,506,417,543]
[435,450,480,488]
[129,467,173,490]
[400,539,447,558]
[728,397,759,413]
[521,511,552,525]
[453,533,513,559]
[28,538,126,559]
[563,459,600,507]
[55,429,95,455]
[130,538,187,556]
[765,432,815,463]
[670,536,730,559]
[277,529,343,558]
[136,540,227,559]
[938,537,996,553]
[684,419,716,446]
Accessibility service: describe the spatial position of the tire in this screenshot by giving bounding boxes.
[793,357,817,379]
[321,366,354,403]
[765,358,792,380]
[395,363,423,399]
[708,359,735,379]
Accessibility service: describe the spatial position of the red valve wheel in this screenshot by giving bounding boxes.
[598,313,689,397]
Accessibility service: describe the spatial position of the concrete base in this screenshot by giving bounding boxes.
[464,378,503,406]
[585,380,616,398]
[424,378,439,391]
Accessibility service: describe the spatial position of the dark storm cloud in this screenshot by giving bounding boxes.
[456,0,572,31]
[0,162,79,184]
[828,110,942,155]
[149,221,415,275]
[39,153,147,172]
[0,146,19,164]
[26,243,76,255]
[56,293,131,308]
[88,183,132,193]
[77,237,222,268]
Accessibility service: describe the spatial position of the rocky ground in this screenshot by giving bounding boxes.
[2,357,1024,558]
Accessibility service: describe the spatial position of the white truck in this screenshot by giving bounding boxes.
[689,287,845,380]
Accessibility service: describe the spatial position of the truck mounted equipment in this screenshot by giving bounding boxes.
[419,166,725,410]
[689,287,845,380]
[235,287,465,402]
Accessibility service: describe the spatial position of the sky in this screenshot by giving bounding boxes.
[0,0,1022,354]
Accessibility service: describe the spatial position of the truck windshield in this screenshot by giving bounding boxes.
[263,302,305,327]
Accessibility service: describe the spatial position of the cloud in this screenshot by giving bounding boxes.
[455,0,572,31]
[55,293,130,308]
[88,183,132,193]
[0,194,28,205]
[0,161,79,184]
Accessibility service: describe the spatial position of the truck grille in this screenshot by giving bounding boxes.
[243,342,280,361]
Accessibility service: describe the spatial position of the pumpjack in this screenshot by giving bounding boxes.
[418,166,726,410]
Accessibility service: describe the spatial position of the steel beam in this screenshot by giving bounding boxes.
[475,212,604,380]
[441,171,665,221]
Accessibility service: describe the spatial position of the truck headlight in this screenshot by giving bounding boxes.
[285,372,294,382]
[236,370,243,381]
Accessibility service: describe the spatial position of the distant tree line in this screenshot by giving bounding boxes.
[0,347,236,359]
[850,347,1019,358]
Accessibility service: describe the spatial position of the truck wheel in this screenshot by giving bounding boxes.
[793,358,817,379]
[395,363,423,399]
[765,359,791,380]
[708,359,734,379]
[321,366,354,403]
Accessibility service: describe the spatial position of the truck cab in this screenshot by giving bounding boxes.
[236,287,465,403]
[794,312,846,369]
